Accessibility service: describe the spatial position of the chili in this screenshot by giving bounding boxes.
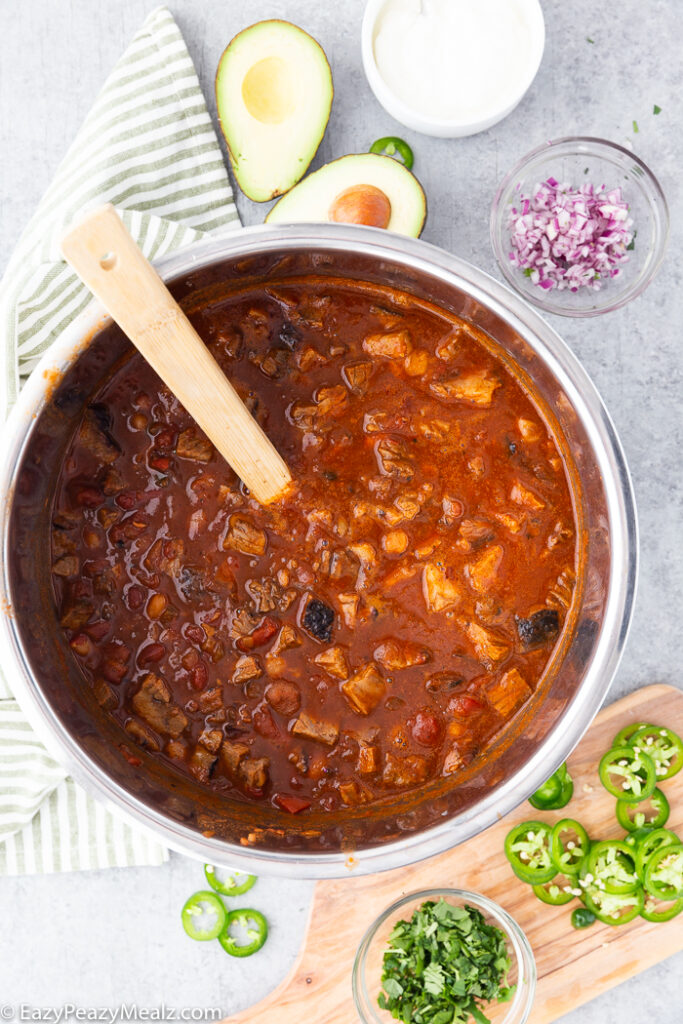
[50,279,578,816]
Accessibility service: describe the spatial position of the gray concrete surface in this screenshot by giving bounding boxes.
[1,0,682,1020]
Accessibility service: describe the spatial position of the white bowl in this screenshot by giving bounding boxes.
[361,0,545,138]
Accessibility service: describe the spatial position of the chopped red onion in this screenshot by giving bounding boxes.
[507,179,634,293]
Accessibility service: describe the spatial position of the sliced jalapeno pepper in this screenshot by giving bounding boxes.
[550,818,590,875]
[571,906,596,929]
[611,721,652,748]
[529,762,574,810]
[630,725,683,782]
[644,843,683,900]
[624,826,654,850]
[532,875,576,905]
[504,820,555,883]
[634,828,680,879]
[369,136,414,170]
[582,883,644,925]
[587,840,639,895]
[204,864,257,896]
[181,890,227,941]
[615,788,670,832]
[641,893,683,923]
[218,908,268,958]
[598,746,656,802]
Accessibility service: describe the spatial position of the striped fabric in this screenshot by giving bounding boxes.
[0,5,241,873]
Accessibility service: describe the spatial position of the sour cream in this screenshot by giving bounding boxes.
[372,0,543,129]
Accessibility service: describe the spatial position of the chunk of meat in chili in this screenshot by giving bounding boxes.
[131,674,188,738]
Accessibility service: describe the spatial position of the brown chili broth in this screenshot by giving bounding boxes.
[50,277,579,816]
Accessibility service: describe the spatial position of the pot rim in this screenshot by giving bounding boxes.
[0,223,638,877]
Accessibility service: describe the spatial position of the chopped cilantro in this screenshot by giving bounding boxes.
[626,230,637,251]
[586,37,594,43]
[523,267,534,278]
[633,120,639,133]
[377,899,515,1024]
[653,105,662,115]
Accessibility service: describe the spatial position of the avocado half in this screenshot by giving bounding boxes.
[216,20,333,202]
[265,153,427,237]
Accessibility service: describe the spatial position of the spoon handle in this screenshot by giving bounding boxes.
[61,204,292,505]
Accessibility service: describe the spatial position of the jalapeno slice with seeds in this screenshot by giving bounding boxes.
[204,864,257,896]
[641,893,683,923]
[598,746,656,802]
[218,908,268,958]
[181,890,227,941]
[630,725,683,781]
[529,762,574,811]
[611,721,652,749]
[504,820,555,883]
[582,883,644,926]
[587,840,639,895]
[532,876,576,905]
[634,828,680,878]
[550,818,590,875]
[369,136,414,170]
[615,788,670,832]
[644,843,683,900]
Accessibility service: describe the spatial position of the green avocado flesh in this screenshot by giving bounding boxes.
[265,153,427,238]
[216,20,333,202]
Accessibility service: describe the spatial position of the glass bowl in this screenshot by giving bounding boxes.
[490,137,669,317]
[352,888,536,1024]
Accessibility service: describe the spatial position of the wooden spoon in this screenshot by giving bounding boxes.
[61,204,292,505]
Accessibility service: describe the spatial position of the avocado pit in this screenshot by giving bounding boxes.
[328,184,392,228]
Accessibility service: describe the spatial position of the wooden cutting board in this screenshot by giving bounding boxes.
[222,684,683,1024]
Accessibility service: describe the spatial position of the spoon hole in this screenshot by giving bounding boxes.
[100,251,117,271]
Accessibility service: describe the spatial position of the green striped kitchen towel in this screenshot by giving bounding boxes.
[0,5,240,874]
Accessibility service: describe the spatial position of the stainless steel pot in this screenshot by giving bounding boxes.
[0,224,637,877]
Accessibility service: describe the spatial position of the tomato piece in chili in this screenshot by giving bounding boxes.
[218,908,269,958]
